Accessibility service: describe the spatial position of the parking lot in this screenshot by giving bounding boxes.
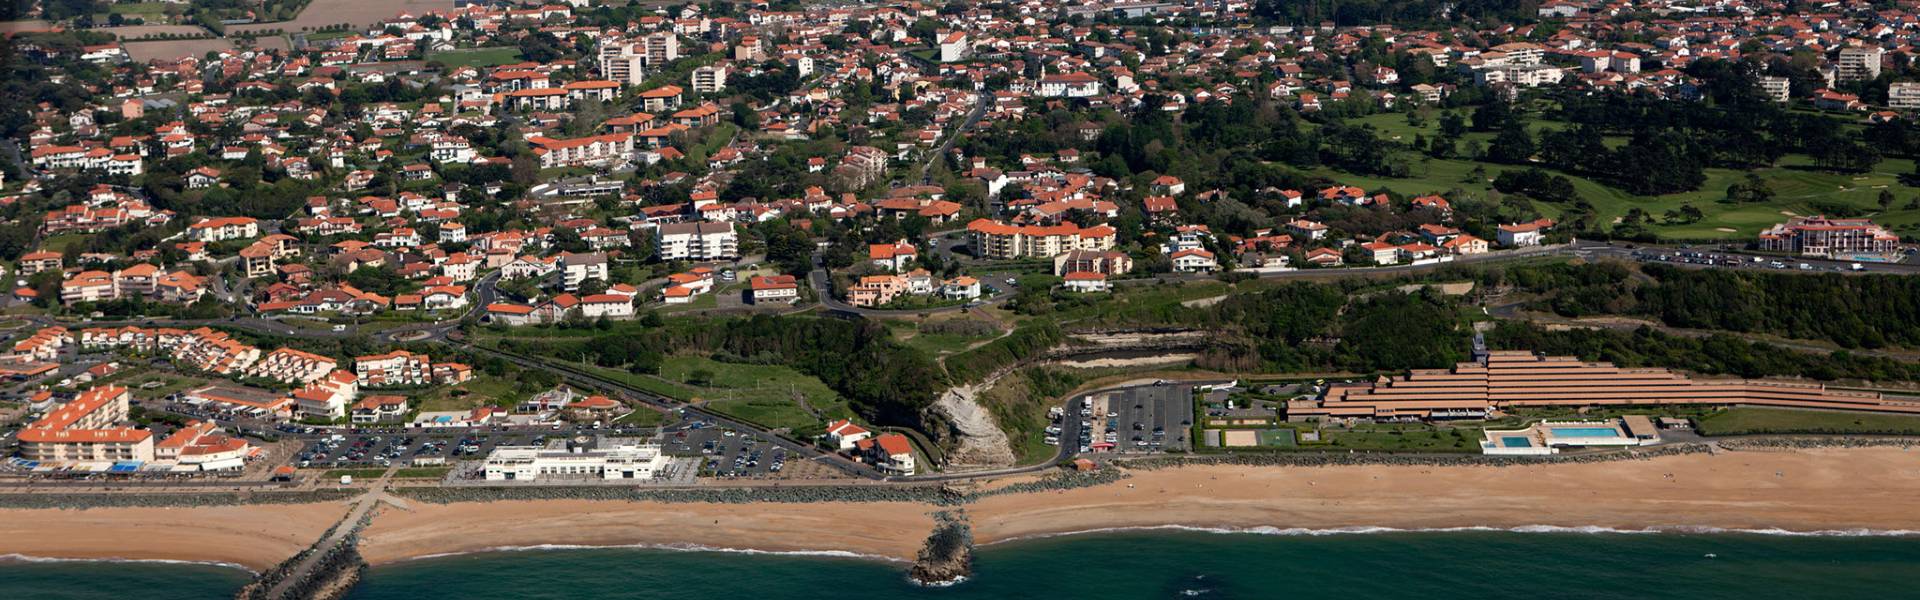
[1055,383,1193,455]
[294,429,582,469]
[660,420,794,478]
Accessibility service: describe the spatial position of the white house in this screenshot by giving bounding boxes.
[1170,248,1218,273]
[824,419,872,450]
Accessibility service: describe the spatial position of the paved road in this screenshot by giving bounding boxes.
[919,90,989,184]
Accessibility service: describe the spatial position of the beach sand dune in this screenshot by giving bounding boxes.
[0,502,352,570]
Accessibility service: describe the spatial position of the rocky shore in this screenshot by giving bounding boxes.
[908,511,974,586]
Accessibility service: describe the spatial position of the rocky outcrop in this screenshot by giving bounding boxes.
[909,511,974,586]
[933,381,1018,471]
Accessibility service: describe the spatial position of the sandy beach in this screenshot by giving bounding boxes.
[0,502,353,570]
[357,499,938,564]
[8,448,1920,569]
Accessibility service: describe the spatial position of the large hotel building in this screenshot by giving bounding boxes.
[1298,351,1920,420]
[1756,216,1899,258]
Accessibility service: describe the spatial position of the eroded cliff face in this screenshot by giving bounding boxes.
[932,329,1212,472]
[933,381,1019,470]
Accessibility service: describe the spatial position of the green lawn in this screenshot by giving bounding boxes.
[1309,424,1481,452]
[414,375,522,412]
[429,47,525,68]
[108,2,172,15]
[43,233,88,252]
[575,355,854,437]
[1340,112,1920,240]
[1696,407,1920,436]
[615,408,665,426]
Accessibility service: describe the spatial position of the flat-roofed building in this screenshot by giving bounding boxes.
[1838,46,1884,82]
[483,439,668,481]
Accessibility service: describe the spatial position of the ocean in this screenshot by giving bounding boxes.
[7,529,1920,599]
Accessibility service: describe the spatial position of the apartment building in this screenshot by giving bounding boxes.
[965,219,1118,260]
[18,386,154,465]
[1053,249,1134,276]
[560,252,610,291]
[187,216,260,242]
[246,347,339,384]
[529,133,637,168]
[645,32,680,65]
[1838,46,1884,82]
[1759,75,1791,103]
[598,40,646,85]
[355,350,432,387]
[691,65,728,93]
[1891,81,1920,110]
[653,221,738,261]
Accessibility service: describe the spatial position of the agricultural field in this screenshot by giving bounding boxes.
[228,0,456,35]
[123,38,233,61]
[428,46,526,69]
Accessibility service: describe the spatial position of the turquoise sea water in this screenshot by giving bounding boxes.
[7,530,1920,599]
[0,560,249,600]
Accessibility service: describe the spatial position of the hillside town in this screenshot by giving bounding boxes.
[12,0,1920,596]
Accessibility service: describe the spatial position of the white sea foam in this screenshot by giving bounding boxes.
[0,553,254,573]
[402,543,908,565]
[909,574,968,587]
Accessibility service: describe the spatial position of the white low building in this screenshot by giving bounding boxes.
[483,440,667,481]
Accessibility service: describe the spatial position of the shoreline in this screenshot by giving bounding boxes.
[5,448,1920,571]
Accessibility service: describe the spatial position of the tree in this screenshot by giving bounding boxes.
[1722,172,1774,204]
[1486,125,1535,164]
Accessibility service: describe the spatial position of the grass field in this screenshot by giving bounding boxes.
[429,46,525,68]
[576,355,854,437]
[1340,112,1920,240]
[1695,407,1920,436]
[108,2,174,16]
[414,375,522,412]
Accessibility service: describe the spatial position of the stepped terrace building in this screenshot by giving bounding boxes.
[1297,351,1920,421]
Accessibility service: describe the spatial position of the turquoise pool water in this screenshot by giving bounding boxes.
[1500,437,1533,448]
[1550,427,1622,438]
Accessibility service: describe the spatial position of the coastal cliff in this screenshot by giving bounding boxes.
[909,511,974,586]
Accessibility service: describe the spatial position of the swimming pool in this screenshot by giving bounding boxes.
[1500,437,1534,448]
[1550,427,1622,438]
